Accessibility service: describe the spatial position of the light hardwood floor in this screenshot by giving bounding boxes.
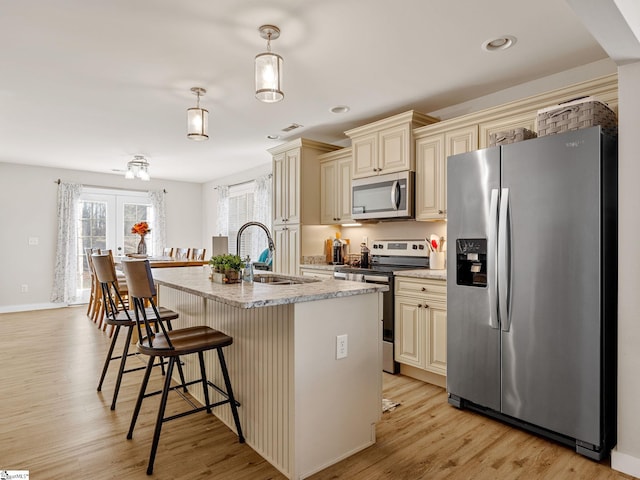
[0,306,634,480]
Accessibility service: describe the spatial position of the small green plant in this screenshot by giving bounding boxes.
[209,254,245,273]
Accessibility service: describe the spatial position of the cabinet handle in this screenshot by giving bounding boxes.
[417,304,422,308]
[438,210,444,215]
[425,304,429,309]
[421,287,427,292]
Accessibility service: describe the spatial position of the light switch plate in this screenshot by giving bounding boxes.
[336,334,348,359]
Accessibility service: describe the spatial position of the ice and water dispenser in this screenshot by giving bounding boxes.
[456,238,487,287]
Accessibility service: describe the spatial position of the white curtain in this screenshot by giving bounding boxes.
[51,182,82,304]
[252,174,273,261]
[216,185,230,236]
[148,189,167,256]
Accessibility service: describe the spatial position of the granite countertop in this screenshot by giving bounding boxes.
[152,267,388,309]
[395,269,447,281]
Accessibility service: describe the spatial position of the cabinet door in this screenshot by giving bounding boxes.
[336,157,353,223]
[273,225,299,275]
[443,126,478,217]
[379,123,412,174]
[285,148,301,224]
[426,303,447,376]
[395,295,424,368]
[352,133,378,179]
[415,134,445,220]
[320,160,338,224]
[272,153,287,225]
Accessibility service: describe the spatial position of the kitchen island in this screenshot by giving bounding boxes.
[151,267,387,480]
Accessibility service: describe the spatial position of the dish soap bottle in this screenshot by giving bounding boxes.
[243,256,254,283]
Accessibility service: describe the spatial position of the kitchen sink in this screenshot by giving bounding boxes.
[253,274,320,285]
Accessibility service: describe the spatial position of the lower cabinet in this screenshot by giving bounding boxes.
[299,267,335,280]
[273,224,300,275]
[394,277,447,377]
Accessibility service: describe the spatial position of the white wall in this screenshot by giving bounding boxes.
[0,162,203,311]
[611,60,640,476]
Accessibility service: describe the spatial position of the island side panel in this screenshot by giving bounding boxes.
[293,292,383,479]
[158,285,296,479]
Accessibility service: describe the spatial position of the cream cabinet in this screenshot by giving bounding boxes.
[273,224,300,275]
[319,148,352,224]
[415,125,478,221]
[346,110,438,179]
[299,266,335,280]
[394,277,447,377]
[269,139,340,275]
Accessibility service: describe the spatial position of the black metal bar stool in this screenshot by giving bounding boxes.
[92,254,185,410]
[122,259,245,475]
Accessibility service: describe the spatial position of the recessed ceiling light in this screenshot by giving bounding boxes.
[482,35,517,52]
[330,105,350,114]
[266,134,280,140]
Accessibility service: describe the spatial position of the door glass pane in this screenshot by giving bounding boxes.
[123,203,152,254]
[77,200,108,294]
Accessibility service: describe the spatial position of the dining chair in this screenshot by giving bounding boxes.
[174,248,190,260]
[122,259,244,475]
[93,254,185,410]
[190,248,206,261]
[162,247,173,257]
[85,247,101,321]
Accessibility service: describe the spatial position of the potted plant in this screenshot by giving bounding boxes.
[209,254,245,284]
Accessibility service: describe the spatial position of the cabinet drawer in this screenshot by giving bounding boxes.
[395,277,446,298]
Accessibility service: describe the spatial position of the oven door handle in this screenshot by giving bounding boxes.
[362,274,390,284]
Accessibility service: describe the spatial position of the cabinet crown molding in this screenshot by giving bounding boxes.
[345,110,439,139]
[267,137,340,156]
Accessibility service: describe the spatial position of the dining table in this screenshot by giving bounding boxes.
[114,255,208,268]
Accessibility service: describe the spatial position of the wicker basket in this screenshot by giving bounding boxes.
[489,128,537,147]
[537,97,617,137]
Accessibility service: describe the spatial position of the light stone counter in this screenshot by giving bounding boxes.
[151,266,384,480]
[395,268,447,281]
[151,267,387,308]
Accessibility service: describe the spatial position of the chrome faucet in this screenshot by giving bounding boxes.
[236,221,275,268]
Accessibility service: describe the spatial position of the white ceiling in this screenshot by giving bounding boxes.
[0,0,619,183]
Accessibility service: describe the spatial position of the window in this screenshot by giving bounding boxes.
[77,188,152,299]
[228,183,255,258]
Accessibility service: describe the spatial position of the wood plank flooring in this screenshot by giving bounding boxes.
[0,306,635,480]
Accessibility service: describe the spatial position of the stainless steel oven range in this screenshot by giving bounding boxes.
[333,239,429,374]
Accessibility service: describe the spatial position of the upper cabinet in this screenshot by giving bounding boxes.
[345,111,439,179]
[269,139,340,227]
[319,147,353,225]
[415,126,478,221]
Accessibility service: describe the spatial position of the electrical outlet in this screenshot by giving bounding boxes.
[28,237,39,246]
[362,236,368,246]
[20,284,28,293]
[336,334,348,359]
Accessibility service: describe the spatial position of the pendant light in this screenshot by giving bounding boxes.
[187,87,209,141]
[125,155,151,181]
[255,25,283,103]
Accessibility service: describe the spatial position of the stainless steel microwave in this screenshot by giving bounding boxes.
[351,171,414,220]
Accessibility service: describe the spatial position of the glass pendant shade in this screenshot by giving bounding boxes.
[125,155,151,181]
[255,52,284,103]
[187,106,209,141]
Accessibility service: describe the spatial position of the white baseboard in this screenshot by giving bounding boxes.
[611,448,640,477]
[0,302,67,314]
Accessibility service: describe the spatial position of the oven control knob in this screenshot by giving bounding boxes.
[412,244,418,250]
[419,244,424,250]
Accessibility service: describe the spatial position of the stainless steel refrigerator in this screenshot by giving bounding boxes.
[446,126,617,460]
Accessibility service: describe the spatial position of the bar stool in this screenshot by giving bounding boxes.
[122,259,244,475]
[92,254,185,410]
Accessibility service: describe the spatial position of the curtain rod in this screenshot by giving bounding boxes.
[214,173,272,190]
[55,179,167,194]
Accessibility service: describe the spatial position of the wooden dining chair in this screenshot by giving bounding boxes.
[122,259,244,475]
[162,247,173,257]
[85,247,101,321]
[190,248,206,261]
[174,248,190,260]
[92,254,184,410]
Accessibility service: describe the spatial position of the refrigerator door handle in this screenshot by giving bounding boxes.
[488,188,500,329]
[498,187,511,331]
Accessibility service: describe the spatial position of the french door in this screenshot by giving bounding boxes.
[78,188,153,298]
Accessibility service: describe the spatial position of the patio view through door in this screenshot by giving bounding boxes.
[77,188,153,302]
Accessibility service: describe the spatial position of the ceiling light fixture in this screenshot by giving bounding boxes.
[482,35,517,52]
[187,87,209,141]
[125,155,151,181]
[255,25,284,103]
